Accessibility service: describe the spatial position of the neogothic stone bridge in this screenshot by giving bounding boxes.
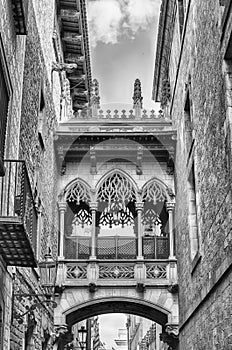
[54,79,178,348]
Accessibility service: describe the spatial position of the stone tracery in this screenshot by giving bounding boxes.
[66,180,91,204]
[60,172,174,260]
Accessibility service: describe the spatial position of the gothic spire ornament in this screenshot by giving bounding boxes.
[133,78,143,109]
[91,79,100,116]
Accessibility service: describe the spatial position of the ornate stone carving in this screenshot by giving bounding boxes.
[52,62,77,72]
[160,324,179,350]
[66,265,87,279]
[90,79,100,112]
[97,172,136,206]
[90,146,97,174]
[161,76,171,109]
[146,264,167,279]
[142,181,167,204]
[133,78,143,108]
[66,181,91,204]
[99,264,135,279]
[136,146,143,175]
[167,283,179,293]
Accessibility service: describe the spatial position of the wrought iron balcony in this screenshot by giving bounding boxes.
[64,235,169,260]
[0,160,37,266]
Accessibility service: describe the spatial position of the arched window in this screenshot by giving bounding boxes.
[96,172,137,259]
[64,180,92,259]
[96,172,136,236]
[141,180,169,259]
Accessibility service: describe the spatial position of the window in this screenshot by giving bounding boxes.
[187,163,199,260]
[177,0,184,38]
[0,36,11,176]
[38,86,45,150]
[184,83,194,158]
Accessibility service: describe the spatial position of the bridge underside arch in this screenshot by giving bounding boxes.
[64,297,170,327]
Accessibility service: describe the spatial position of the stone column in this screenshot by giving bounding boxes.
[58,202,67,259]
[89,202,98,260]
[166,202,175,259]
[136,202,144,260]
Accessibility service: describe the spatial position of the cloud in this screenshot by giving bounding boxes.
[88,0,123,47]
[126,0,159,33]
[88,0,160,47]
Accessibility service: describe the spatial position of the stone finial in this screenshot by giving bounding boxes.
[90,79,100,115]
[133,78,143,108]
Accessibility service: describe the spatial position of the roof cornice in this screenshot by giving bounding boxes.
[79,0,92,100]
[152,0,176,102]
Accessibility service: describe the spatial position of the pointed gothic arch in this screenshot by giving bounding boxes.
[95,170,137,233]
[95,168,138,198]
[62,178,92,204]
[141,178,170,256]
[62,179,93,259]
[141,177,169,203]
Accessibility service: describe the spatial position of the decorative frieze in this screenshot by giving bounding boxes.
[66,264,87,279]
[99,264,135,279]
[146,264,167,279]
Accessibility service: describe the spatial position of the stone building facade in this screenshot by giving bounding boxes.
[0,0,66,348]
[153,0,232,349]
[1,0,185,349]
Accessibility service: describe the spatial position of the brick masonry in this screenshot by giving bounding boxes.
[160,0,232,348]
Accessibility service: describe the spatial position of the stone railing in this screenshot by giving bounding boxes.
[73,109,164,120]
[55,259,178,288]
[58,260,173,282]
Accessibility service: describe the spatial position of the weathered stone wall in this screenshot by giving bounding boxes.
[0,0,26,159]
[167,0,232,348]
[8,0,60,348]
[0,0,26,348]
[18,0,60,256]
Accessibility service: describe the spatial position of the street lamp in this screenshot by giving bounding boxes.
[12,248,58,322]
[78,326,87,350]
[39,249,57,297]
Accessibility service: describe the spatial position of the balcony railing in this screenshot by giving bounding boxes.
[64,235,169,260]
[0,160,37,266]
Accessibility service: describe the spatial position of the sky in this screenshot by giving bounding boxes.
[85,1,161,348]
[99,314,127,349]
[87,0,161,110]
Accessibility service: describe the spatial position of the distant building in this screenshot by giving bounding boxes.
[127,316,165,350]
[114,328,127,350]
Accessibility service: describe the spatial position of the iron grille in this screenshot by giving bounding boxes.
[64,237,91,259]
[78,237,91,259]
[156,237,169,259]
[97,236,137,259]
[64,237,78,259]
[143,237,169,259]
[97,237,116,259]
[117,238,137,259]
[0,160,37,265]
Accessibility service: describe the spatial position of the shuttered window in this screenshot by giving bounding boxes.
[0,59,9,159]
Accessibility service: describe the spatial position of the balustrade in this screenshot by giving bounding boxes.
[66,108,165,121]
[64,261,170,281]
[64,235,169,260]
